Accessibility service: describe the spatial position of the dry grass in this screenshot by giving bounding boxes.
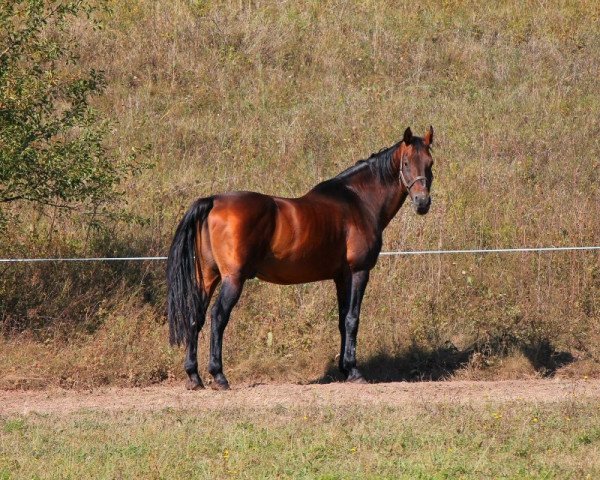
[0,0,599,388]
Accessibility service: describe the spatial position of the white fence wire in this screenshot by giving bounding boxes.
[1,245,599,263]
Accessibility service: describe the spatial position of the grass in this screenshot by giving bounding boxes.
[0,0,599,387]
[1,400,599,479]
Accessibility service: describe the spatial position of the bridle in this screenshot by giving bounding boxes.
[399,153,427,199]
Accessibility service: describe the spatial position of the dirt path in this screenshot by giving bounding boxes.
[1,379,599,415]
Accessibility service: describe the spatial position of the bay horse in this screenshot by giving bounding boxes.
[167,126,435,390]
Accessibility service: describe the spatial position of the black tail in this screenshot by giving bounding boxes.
[166,197,214,346]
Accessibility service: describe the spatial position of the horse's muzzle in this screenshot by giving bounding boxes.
[413,195,431,215]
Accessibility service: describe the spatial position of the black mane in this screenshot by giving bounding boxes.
[313,142,401,193]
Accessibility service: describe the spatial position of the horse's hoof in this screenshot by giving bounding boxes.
[186,379,205,390]
[211,379,230,391]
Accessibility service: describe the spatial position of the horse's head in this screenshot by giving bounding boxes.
[398,126,434,215]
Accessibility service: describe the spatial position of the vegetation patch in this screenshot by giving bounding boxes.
[1,400,599,478]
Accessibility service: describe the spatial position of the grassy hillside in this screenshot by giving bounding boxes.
[1,0,599,388]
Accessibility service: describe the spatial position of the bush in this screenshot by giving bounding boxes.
[0,0,144,228]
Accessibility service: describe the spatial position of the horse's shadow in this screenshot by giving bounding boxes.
[521,339,575,376]
[314,339,574,384]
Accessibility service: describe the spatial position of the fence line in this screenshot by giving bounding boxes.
[378,245,600,256]
[1,245,599,263]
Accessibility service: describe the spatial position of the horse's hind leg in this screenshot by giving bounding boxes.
[184,317,202,389]
[208,275,244,390]
[184,270,220,390]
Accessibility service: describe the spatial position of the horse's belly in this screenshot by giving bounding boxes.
[255,254,340,285]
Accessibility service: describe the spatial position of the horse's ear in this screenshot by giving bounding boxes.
[403,127,413,145]
[424,125,434,146]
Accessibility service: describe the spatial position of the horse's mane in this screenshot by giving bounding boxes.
[312,142,401,193]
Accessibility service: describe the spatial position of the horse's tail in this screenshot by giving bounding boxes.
[166,196,214,346]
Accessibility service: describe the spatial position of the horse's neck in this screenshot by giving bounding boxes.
[378,146,408,228]
[349,172,407,230]
[378,183,408,229]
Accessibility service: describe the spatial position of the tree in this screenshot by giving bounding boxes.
[0,0,143,228]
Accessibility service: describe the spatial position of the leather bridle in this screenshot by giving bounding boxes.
[399,154,427,199]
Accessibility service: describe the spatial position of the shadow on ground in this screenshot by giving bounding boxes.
[315,339,575,384]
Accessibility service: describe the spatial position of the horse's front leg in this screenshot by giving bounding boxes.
[334,274,350,374]
[208,275,244,390]
[339,270,370,383]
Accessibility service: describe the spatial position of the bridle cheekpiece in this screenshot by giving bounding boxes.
[399,153,427,198]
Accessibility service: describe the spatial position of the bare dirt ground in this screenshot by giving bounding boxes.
[1,379,599,415]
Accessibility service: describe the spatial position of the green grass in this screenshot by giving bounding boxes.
[1,400,599,479]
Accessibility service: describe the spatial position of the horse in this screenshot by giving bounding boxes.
[166,126,435,390]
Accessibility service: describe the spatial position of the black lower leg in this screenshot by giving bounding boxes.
[343,314,364,382]
[184,323,203,389]
[208,277,243,389]
[342,270,369,382]
[335,275,350,376]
